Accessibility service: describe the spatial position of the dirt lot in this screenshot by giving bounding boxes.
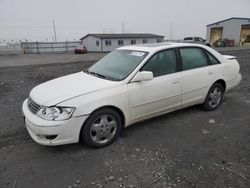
[0,49,250,188]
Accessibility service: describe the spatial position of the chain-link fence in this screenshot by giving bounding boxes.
[21,41,81,54]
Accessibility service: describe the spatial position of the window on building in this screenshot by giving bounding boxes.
[118,40,124,46]
[131,40,136,45]
[105,40,112,46]
[157,39,162,43]
[96,41,99,46]
[143,39,148,44]
[141,49,177,77]
[180,48,208,71]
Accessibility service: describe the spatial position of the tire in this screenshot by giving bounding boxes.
[201,83,224,111]
[81,108,122,148]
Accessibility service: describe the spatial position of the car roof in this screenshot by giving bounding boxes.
[117,42,206,53]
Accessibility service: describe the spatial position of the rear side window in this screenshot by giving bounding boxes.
[205,51,220,65]
[180,48,208,71]
[141,49,177,77]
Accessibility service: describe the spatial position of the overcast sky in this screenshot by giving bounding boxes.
[0,0,250,42]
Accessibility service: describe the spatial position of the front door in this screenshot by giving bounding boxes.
[128,49,181,122]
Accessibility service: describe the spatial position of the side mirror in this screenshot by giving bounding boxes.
[131,71,153,82]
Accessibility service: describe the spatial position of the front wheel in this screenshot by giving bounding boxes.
[202,83,224,111]
[80,108,122,148]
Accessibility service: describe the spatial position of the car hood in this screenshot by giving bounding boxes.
[30,72,118,106]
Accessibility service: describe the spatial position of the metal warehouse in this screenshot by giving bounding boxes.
[80,33,164,52]
[206,17,250,46]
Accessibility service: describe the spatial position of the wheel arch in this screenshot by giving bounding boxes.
[93,105,126,128]
[79,105,126,140]
[79,105,125,146]
[214,79,226,92]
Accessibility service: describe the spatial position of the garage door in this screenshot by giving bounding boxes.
[210,27,223,45]
[240,25,250,46]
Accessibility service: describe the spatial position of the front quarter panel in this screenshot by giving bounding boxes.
[58,84,131,126]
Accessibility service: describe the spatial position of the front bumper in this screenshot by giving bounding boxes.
[22,99,89,146]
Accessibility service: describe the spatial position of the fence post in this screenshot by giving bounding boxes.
[51,42,53,53]
[36,41,39,54]
[66,41,68,53]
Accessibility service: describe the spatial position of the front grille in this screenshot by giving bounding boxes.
[28,97,41,114]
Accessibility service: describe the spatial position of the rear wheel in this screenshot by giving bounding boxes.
[81,108,122,148]
[202,83,224,111]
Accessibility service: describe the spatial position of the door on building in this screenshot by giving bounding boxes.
[240,25,250,46]
[210,27,223,45]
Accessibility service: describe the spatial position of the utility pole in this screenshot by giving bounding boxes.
[53,20,57,42]
[170,23,173,40]
[122,22,125,33]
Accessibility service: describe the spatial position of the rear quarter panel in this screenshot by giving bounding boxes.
[222,58,241,91]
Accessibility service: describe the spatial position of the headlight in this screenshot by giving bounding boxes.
[37,106,75,121]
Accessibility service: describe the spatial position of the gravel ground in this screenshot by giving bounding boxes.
[0,49,249,188]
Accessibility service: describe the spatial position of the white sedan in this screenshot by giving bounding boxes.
[22,43,242,147]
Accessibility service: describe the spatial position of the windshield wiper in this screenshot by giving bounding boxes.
[83,69,89,74]
[89,71,106,79]
[84,69,118,81]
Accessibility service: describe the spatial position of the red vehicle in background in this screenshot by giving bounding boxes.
[74,45,87,54]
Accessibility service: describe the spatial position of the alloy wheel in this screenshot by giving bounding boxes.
[90,114,117,144]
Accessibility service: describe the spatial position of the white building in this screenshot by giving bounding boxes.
[80,33,164,52]
[206,17,250,46]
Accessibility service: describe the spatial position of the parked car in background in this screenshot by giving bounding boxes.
[74,45,87,54]
[183,37,211,46]
[22,43,242,148]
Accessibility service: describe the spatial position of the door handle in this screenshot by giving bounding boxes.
[172,80,180,84]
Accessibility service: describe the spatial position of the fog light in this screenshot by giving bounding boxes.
[45,135,58,140]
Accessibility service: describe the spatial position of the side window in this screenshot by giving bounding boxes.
[118,40,124,46]
[205,51,220,65]
[157,39,162,43]
[105,40,111,46]
[141,49,177,77]
[131,40,136,45]
[180,48,208,71]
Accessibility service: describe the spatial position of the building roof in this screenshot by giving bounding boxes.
[80,33,165,40]
[207,17,250,27]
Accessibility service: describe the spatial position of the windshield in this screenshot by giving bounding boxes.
[87,50,148,81]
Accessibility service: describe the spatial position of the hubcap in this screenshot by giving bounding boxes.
[90,115,117,144]
[208,87,222,108]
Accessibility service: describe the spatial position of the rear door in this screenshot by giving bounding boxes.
[179,47,216,108]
